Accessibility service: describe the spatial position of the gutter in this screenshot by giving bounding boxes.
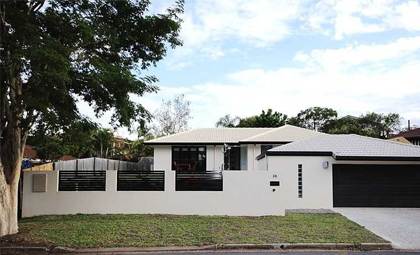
[256,150,420,162]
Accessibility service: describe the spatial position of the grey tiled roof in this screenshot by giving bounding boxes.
[268,134,420,159]
[145,125,323,144]
[243,125,323,142]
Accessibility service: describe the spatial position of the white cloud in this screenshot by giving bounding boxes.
[166,0,420,70]
[392,1,420,31]
[142,36,420,128]
[182,0,301,47]
[166,0,303,68]
[303,0,420,39]
[294,36,420,70]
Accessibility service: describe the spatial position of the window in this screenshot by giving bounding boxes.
[172,146,206,172]
[298,164,303,198]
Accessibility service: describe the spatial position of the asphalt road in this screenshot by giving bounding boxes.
[3,251,420,255]
[74,251,419,255]
[9,251,420,255]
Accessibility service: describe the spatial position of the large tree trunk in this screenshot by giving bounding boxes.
[0,73,25,237]
[0,164,20,236]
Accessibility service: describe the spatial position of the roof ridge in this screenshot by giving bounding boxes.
[147,128,199,142]
[270,133,333,150]
[241,126,286,141]
[211,127,275,129]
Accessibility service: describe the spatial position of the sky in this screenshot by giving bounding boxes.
[78,0,420,139]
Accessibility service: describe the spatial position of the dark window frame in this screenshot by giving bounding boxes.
[172,146,206,172]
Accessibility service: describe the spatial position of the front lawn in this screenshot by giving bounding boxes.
[1,213,387,248]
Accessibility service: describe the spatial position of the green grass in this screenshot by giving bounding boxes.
[6,213,386,248]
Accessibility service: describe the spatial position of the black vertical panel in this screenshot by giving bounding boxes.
[333,164,420,207]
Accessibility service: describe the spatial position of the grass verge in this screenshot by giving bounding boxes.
[1,213,387,248]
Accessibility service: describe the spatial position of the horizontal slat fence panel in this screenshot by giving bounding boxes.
[117,171,165,191]
[59,171,106,191]
[176,171,223,191]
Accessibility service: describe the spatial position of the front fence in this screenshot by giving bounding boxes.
[176,171,223,191]
[117,171,164,191]
[58,170,106,191]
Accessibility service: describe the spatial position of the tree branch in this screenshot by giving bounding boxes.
[27,0,45,15]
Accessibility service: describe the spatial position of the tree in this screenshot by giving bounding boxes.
[215,114,240,127]
[60,118,99,158]
[292,107,338,131]
[152,94,192,136]
[93,128,114,158]
[321,115,363,135]
[359,112,401,138]
[34,136,65,161]
[237,109,288,127]
[129,134,154,159]
[321,113,402,138]
[0,0,183,236]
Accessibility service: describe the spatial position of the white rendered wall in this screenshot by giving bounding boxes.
[267,156,334,209]
[257,156,267,170]
[266,156,420,209]
[152,145,171,171]
[206,145,224,170]
[22,170,285,217]
[245,144,262,171]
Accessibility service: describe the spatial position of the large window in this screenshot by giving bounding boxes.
[172,146,206,172]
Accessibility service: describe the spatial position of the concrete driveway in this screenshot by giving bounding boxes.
[334,208,420,250]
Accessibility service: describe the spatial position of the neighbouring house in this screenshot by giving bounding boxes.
[59,155,78,161]
[23,145,38,160]
[144,125,323,172]
[257,134,420,208]
[389,127,420,146]
[110,136,131,159]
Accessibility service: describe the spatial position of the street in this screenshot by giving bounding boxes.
[4,250,420,255]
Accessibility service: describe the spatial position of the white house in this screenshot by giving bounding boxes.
[145,125,323,172]
[21,125,420,218]
[146,126,420,209]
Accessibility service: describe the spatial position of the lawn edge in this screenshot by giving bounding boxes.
[0,243,393,254]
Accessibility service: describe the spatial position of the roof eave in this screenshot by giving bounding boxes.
[238,141,291,144]
[335,156,420,161]
[144,142,234,145]
[256,151,334,160]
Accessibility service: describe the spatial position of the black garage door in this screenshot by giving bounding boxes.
[333,164,420,207]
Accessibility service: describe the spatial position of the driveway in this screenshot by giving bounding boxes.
[334,208,420,250]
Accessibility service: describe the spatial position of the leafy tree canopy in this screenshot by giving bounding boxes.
[237,109,288,128]
[215,114,240,127]
[321,113,401,138]
[0,0,184,236]
[291,107,338,131]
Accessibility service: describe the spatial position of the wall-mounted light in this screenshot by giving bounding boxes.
[323,161,329,169]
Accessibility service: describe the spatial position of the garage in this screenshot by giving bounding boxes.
[259,134,420,209]
[333,164,420,207]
